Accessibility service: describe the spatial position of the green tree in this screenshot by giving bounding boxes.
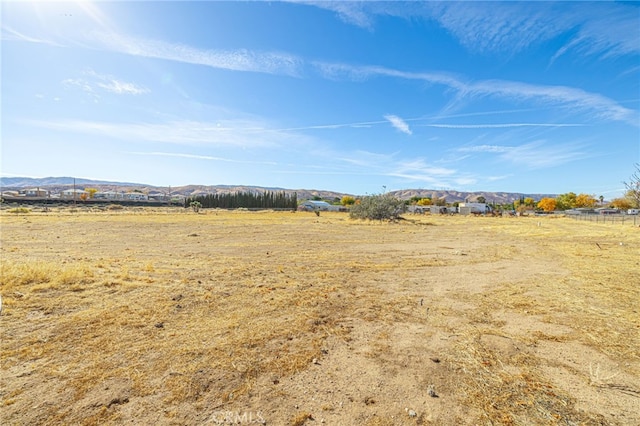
[556,192,577,210]
[476,196,486,203]
[349,193,406,221]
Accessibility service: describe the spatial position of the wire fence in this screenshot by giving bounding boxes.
[570,214,638,226]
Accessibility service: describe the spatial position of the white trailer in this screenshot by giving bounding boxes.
[458,202,490,215]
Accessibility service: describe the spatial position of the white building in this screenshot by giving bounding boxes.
[24,188,49,197]
[60,189,88,199]
[298,200,340,211]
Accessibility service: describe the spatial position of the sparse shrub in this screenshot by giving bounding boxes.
[190,200,202,213]
[107,204,124,210]
[8,207,30,214]
[349,193,406,221]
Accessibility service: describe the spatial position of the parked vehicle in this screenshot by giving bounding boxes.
[628,209,639,215]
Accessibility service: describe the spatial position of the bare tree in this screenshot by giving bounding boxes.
[623,163,640,208]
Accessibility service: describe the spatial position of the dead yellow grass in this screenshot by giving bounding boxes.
[1,210,638,425]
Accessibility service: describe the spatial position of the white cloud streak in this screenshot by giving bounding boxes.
[63,69,148,98]
[313,63,637,125]
[459,141,588,169]
[24,119,297,148]
[308,1,640,58]
[127,151,277,166]
[89,32,303,77]
[419,123,585,129]
[0,26,64,47]
[384,115,412,135]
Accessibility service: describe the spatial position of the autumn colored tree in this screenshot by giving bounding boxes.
[524,197,535,207]
[537,198,557,212]
[84,188,98,199]
[610,198,632,210]
[340,196,356,206]
[416,198,432,206]
[575,193,597,208]
[555,192,577,210]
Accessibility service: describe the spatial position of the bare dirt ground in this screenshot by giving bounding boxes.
[1,208,639,425]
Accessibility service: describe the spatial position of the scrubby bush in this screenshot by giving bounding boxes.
[8,207,31,214]
[349,193,406,221]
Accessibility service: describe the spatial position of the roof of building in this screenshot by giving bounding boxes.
[303,200,331,206]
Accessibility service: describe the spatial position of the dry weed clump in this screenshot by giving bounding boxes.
[450,331,606,425]
[1,260,95,293]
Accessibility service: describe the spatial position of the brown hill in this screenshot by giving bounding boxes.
[1,177,556,203]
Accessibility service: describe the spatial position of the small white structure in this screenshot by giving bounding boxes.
[628,209,639,215]
[458,202,490,215]
[94,191,124,200]
[60,189,88,199]
[298,200,338,211]
[124,192,148,201]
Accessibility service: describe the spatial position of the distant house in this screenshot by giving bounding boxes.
[1,190,20,198]
[124,192,148,201]
[147,192,167,201]
[60,189,88,199]
[458,202,491,215]
[24,188,49,197]
[95,191,126,200]
[595,208,620,215]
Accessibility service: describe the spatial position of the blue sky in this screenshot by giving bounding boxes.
[1,1,639,197]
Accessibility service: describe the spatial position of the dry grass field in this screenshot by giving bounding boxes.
[1,207,639,425]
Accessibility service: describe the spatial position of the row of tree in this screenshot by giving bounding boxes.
[186,191,298,210]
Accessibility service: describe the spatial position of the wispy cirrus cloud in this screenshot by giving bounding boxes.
[3,26,303,77]
[307,1,640,59]
[127,151,277,166]
[419,123,585,129]
[23,118,301,148]
[459,141,588,169]
[385,158,467,187]
[384,115,412,135]
[89,32,303,77]
[0,26,64,47]
[63,69,148,99]
[313,62,638,125]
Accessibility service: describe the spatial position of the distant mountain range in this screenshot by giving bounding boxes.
[0,176,144,188]
[0,176,556,204]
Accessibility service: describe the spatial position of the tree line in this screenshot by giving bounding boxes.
[186,191,297,210]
